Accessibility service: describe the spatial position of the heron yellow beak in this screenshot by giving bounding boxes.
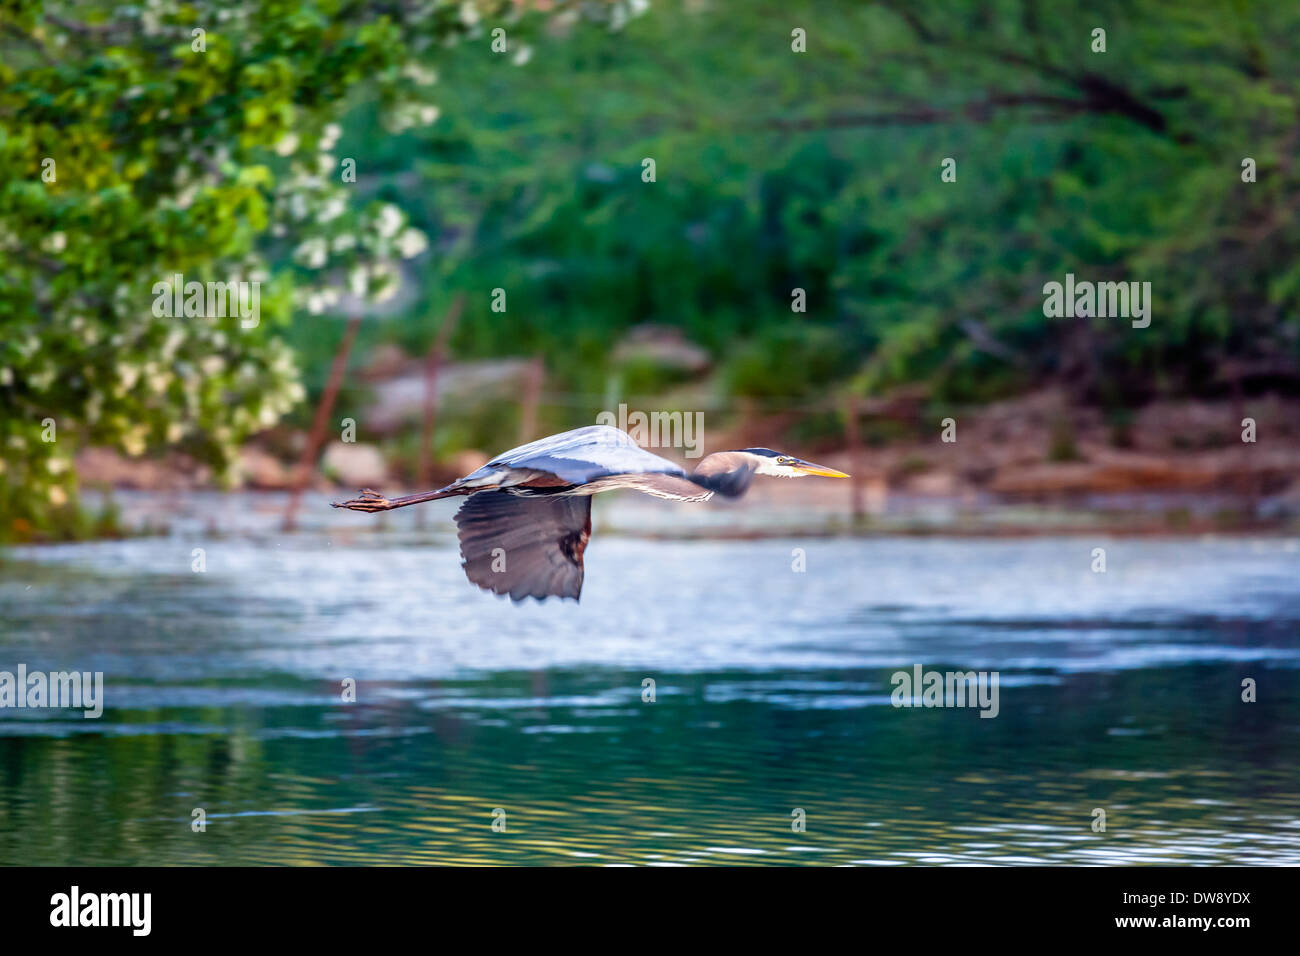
[793,460,850,478]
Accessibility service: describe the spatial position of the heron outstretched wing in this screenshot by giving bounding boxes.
[455,491,593,601]
[485,425,687,486]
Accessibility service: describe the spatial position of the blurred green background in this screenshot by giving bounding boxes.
[3,0,1299,538]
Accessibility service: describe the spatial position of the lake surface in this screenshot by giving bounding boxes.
[1,495,1297,865]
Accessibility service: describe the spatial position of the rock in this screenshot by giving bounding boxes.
[238,447,293,490]
[363,358,532,433]
[74,447,208,491]
[359,343,413,381]
[612,324,711,373]
[989,450,1219,495]
[321,442,389,487]
[906,470,960,496]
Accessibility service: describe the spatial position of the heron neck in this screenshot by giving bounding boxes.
[689,452,759,498]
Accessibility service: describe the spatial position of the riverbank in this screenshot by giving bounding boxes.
[54,388,1300,540]
[35,487,1297,545]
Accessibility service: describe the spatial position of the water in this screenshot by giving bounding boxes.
[1,497,1298,865]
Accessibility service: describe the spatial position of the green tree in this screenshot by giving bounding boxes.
[361,0,1299,411]
[0,0,622,538]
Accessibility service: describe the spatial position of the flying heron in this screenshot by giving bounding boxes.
[332,425,848,602]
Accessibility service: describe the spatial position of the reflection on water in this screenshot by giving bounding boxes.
[1,512,1298,865]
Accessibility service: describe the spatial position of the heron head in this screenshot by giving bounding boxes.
[735,448,850,479]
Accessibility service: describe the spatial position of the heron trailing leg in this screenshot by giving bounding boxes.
[331,486,466,512]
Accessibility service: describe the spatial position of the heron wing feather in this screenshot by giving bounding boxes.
[488,425,686,486]
[455,491,593,602]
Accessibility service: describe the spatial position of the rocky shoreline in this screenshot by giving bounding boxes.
[65,390,1300,536]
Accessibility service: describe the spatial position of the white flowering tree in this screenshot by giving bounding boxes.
[0,0,619,537]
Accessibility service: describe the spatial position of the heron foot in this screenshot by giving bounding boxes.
[331,488,393,513]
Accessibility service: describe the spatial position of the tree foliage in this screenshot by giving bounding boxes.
[0,0,622,536]
[359,0,1299,409]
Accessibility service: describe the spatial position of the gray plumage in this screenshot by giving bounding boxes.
[469,425,687,487]
[332,424,848,602]
[456,492,591,601]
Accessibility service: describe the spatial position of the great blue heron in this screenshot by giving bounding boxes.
[332,425,848,601]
